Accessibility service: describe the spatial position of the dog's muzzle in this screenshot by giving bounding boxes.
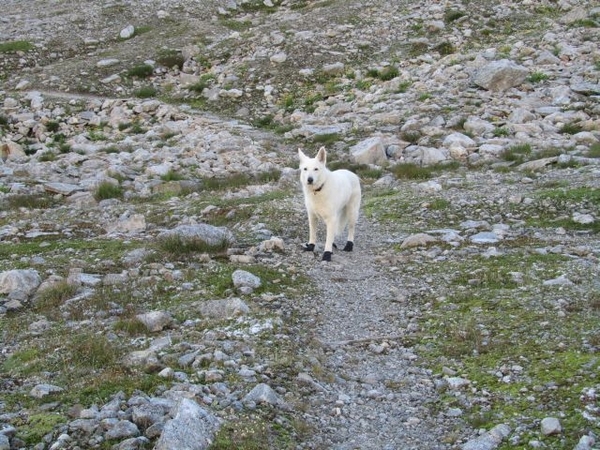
[307,177,313,184]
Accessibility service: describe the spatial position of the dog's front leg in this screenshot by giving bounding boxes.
[302,212,318,252]
[322,221,336,261]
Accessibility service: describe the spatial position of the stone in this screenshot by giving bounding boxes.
[197,298,249,319]
[154,399,220,450]
[0,269,41,296]
[243,383,282,406]
[540,417,561,435]
[136,311,173,332]
[462,424,511,450]
[30,384,64,398]
[350,137,387,165]
[400,233,437,249]
[120,25,135,39]
[474,59,528,91]
[232,269,261,293]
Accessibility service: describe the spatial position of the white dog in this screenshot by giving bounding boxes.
[298,147,361,261]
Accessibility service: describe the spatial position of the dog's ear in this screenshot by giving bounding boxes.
[298,148,308,161]
[316,146,327,164]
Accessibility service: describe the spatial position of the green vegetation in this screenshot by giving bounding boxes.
[0,40,34,53]
[209,413,307,450]
[4,193,57,210]
[135,85,157,98]
[527,71,549,83]
[367,66,399,81]
[559,122,583,135]
[444,9,466,23]
[492,126,509,137]
[501,143,532,164]
[126,64,154,78]
[94,181,124,201]
[156,49,185,70]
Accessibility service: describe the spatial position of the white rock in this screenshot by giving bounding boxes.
[540,417,561,435]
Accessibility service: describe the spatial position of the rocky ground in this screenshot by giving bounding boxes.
[1,0,600,449]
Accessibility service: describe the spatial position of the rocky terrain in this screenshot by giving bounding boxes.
[1,0,600,449]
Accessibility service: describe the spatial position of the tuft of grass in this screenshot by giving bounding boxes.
[156,234,230,256]
[367,66,399,81]
[160,170,185,182]
[390,163,432,180]
[219,19,253,31]
[559,122,583,135]
[19,413,66,446]
[312,133,340,145]
[34,281,78,318]
[444,9,466,23]
[501,143,532,163]
[126,64,154,78]
[0,40,34,53]
[400,130,421,144]
[188,74,216,93]
[134,85,157,98]
[38,152,57,162]
[586,143,600,158]
[527,71,549,83]
[434,41,455,55]
[94,181,123,201]
[156,49,185,70]
[46,120,60,132]
[492,126,509,137]
[5,194,57,210]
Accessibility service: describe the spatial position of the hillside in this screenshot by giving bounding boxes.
[1,1,600,449]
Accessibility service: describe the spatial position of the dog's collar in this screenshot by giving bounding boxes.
[313,182,325,194]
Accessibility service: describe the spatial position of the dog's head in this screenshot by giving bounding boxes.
[298,147,328,191]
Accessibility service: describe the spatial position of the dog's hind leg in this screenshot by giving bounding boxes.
[343,196,360,252]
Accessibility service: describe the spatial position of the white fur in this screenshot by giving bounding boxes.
[298,147,361,260]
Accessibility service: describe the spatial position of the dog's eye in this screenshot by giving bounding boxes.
[303,167,307,170]
[314,168,318,171]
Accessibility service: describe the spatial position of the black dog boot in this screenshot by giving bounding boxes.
[322,251,332,262]
[302,243,315,252]
[342,241,354,252]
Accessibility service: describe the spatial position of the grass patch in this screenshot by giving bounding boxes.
[311,133,340,145]
[135,85,157,98]
[160,170,186,182]
[527,71,549,83]
[444,9,466,23]
[93,181,123,201]
[586,143,600,158]
[0,40,34,53]
[501,143,532,163]
[188,74,217,93]
[209,413,306,450]
[4,193,58,210]
[156,234,231,256]
[156,49,185,70]
[367,66,399,81]
[390,163,432,180]
[34,281,78,319]
[126,64,154,78]
[559,122,583,135]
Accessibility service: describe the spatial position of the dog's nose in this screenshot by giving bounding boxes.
[307,177,313,184]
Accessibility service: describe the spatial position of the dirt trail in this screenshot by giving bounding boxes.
[290,215,462,449]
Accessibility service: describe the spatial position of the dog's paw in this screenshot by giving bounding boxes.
[342,241,354,252]
[322,251,332,262]
[302,243,315,252]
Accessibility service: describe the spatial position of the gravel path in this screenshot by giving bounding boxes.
[288,207,466,449]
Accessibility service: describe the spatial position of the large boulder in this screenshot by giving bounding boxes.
[474,59,528,91]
